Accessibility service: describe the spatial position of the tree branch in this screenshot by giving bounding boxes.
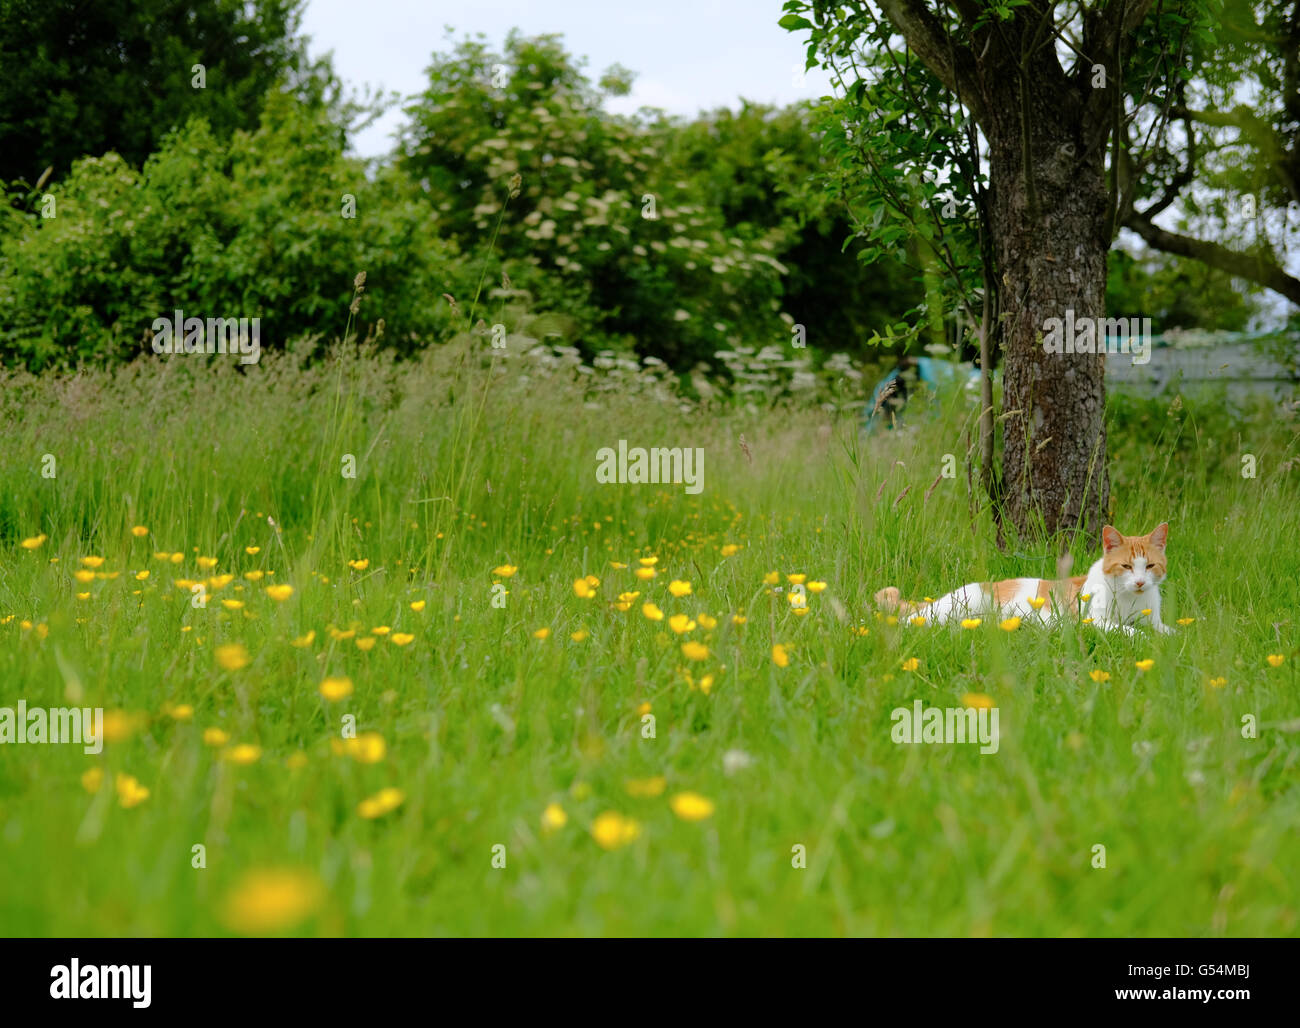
[877,0,989,125]
[1123,208,1300,306]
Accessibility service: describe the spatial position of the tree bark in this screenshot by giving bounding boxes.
[985,85,1111,543]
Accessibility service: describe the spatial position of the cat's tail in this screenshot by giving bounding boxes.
[874,586,922,615]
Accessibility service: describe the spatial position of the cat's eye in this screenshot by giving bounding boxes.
[1122,563,1132,570]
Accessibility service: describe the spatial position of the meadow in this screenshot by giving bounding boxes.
[0,335,1297,937]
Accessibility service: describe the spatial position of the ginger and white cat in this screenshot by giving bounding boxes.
[875,523,1173,635]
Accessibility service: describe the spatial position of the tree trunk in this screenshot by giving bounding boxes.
[985,103,1111,544]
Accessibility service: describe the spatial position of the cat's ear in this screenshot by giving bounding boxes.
[1101,525,1123,552]
[1148,522,1169,548]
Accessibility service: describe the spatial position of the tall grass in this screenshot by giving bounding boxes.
[0,342,1297,936]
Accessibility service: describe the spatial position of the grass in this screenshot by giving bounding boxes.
[0,338,1297,936]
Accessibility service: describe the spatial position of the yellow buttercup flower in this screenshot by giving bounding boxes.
[1267,654,1285,667]
[221,599,244,610]
[410,600,426,612]
[492,565,518,578]
[637,556,658,567]
[215,643,250,671]
[642,603,664,621]
[1140,608,1152,617]
[390,633,415,646]
[81,766,104,793]
[807,581,827,593]
[763,571,780,585]
[999,617,1021,631]
[1089,670,1111,682]
[625,777,667,798]
[532,627,551,640]
[669,791,715,821]
[356,636,377,651]
[135,570,150,581]
[901,657,919,672]
[571,629,589,642]
[771,643,790,668]
[197,557,218,570]
[719,544,740,556]
[910,615,927,626]
[668,579,692,597]
[80,556,104,568]
[244,570,265,582]
[73,570,96,584]
[357,787,405,819]
[220,869,323,933]
[291,630,315,648]
[1028,597,1046,610]
[345,732,386,764]
[541,803,567,833]
[245,546,260,555]
[732,614,747,625]
[961,693,995,710]
[265,584,294,601]
[319,676,353,701]
[696,613,717,630]
[961,618,982,629]
[203,727,230,747]
[1208,676,1227,688]
[20,534,47,549]
[115,773,150,808]
[1176,617,1195,625]
[634,567,656,580]
[668,614,696,634]
[347,558,370,571]
[590,811,641,850]
[224,744,262,765]
[168,704,194,721]
[573,578,596,598]
[131,525,149,537]
[1134,659,1155,671]
[681,641,709,661]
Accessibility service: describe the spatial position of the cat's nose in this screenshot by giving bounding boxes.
[1134,579,1146,590]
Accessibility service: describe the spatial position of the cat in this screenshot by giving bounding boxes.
[874,523,1173,635]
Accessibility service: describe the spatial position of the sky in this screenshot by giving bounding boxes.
[298,0,833,158]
